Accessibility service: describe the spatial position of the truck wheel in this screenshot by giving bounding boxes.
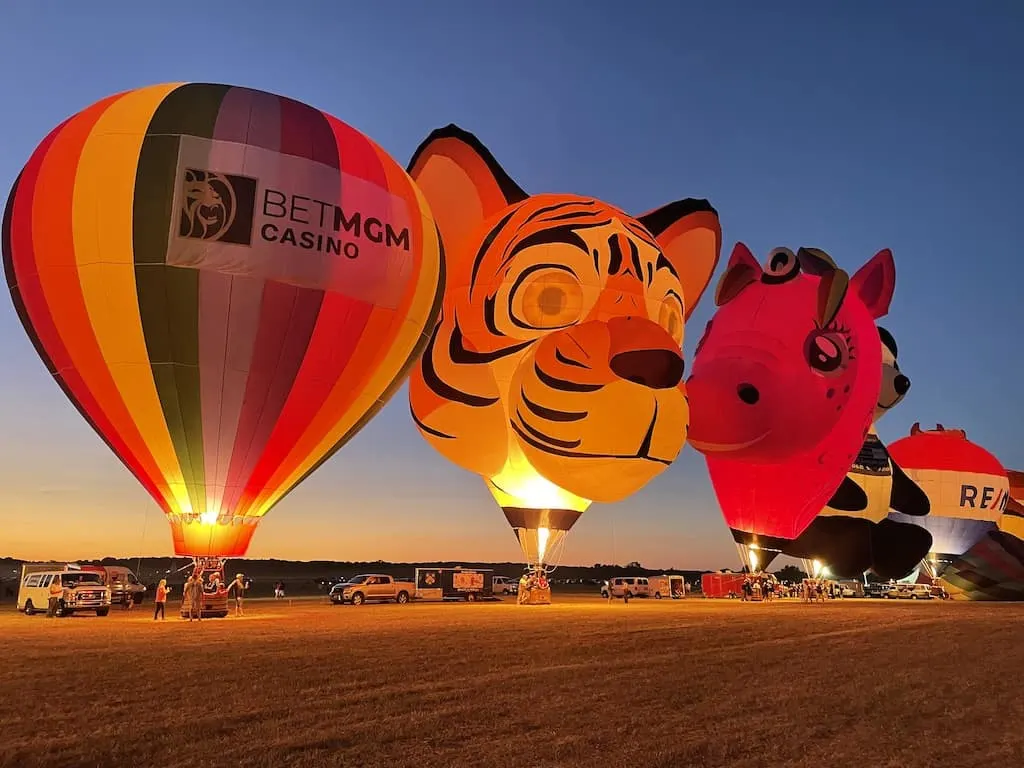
[351,592,365,606]
[467,592,477,602]
[96,608,109,617]
[24,600,35,615]
[396,591,410,604]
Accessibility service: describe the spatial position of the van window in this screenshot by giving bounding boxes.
[24,574,42,587]
[638,578,649,585]
[625,578,635,585]
[41,575,52,587]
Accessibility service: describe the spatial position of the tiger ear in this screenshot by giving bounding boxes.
[408,124,529,260]
[636,199,722,320]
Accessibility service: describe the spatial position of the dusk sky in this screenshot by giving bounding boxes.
[1,2,1021,569]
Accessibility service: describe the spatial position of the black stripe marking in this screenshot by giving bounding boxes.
[607,234,624,275]
[421,325,499,408]
[628,238,643,279]
[470,209,517,292]
[515,409,583,449]
[520,390,587,422]
[655,253,678,279]
[410,403,456,440]
[555,349,588,368]
[535,362,602,392]
[449,317,532,364]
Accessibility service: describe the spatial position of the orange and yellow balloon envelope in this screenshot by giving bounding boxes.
[3,83,443,557]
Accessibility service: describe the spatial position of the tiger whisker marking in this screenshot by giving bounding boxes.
[554,349,588,368]
[510,421,672,465]
[535,362,602,392]
[515,410,583,450]
[520,389,587,422]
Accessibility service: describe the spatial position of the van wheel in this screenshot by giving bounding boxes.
[396,591,410,604]
[24,600,35,616]
[96,608,109,616]
[654,592,662,599]
[351,592,365,606]
[467,593,477,602]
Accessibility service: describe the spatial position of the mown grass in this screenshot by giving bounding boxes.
[1,596,1021,768]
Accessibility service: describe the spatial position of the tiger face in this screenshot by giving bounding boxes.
[407,125,721,504]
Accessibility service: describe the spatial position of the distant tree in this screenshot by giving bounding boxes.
[774,564,807,582]
[626,560,642,569]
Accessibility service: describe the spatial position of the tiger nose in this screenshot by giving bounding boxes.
[894,374,911,395]
[609,350,684,389]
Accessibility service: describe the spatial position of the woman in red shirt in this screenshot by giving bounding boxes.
[153,579,171,620]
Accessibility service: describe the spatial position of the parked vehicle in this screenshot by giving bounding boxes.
[492,575,518,595]
[601,576,650,599]
[330,574,415,605]
[864,582,889,598]
[647,574,687,599]
[415,567,494,601]
[838,580,865,598]
[18,565,111,616]
[886,583,933,600]
[80,565,147,606]
[700,572,746,599]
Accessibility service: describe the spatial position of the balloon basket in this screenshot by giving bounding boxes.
[178,557,231,619]
[517,586,552,606]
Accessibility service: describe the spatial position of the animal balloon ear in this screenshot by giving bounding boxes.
[636,199,721,320]
[850,248,896,320]
[796,248,849,327]
[407,124,529,260]
[910,422,921,435]
[714,242,762,306]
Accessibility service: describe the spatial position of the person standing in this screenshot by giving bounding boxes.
[183,574,202,622]
[47,574,63,618]
[227,573,246,617]
[153,579,170,621]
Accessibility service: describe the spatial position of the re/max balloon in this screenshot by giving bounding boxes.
[887,423,1009,563]
[406,124,720,575]
[687,245,893,560]
[2,83,443,558]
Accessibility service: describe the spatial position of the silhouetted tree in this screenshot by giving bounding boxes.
[774,564,807,582]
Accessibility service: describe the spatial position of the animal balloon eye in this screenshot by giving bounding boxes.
[657,295,684,344]
[805,331,850,375]
[511,268,584,330]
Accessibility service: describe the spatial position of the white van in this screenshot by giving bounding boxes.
[601,577,651,599]
[18,567,112,616]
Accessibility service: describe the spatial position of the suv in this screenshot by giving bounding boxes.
[492,576,518,595]
[18,569,111,616]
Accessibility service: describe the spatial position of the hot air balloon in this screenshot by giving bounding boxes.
[3,84,444,580]
[405,125,720,603]
[887,423,1009,576]
[782,324,932,580]
[687,245,892,572]
[999,470,1024,539]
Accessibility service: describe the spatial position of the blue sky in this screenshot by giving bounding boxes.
[0,1,1021,568]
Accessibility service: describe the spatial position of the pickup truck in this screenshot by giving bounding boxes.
[329,574,415,605]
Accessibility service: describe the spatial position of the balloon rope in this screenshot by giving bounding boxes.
[136,508,148,578]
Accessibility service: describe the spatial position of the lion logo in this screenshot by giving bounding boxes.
[179,169,237,241]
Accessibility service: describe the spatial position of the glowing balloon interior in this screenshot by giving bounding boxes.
[687,245,893,552]
[406,124,720,575]
[782,324,933,580]
[3,83,443,558]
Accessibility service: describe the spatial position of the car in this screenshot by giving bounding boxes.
[330,574,415,605]
[601,577,650,599]
[864,583,889,598]
[492,576,518,595]
[887,583,932,600]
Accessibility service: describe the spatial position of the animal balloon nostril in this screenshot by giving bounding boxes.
[894,374,911,395]
[737,383,760,405]
[609,350,684,389]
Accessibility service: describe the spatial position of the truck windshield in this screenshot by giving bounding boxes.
[347,575,369,584]
[62,573,103,587]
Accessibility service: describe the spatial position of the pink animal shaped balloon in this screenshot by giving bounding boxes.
[687,244,894,550]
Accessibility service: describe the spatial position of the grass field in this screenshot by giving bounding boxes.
[1,595,1022,768]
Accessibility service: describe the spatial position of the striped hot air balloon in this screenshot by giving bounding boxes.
[887,423,1009,570]
[2,83,444,559]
